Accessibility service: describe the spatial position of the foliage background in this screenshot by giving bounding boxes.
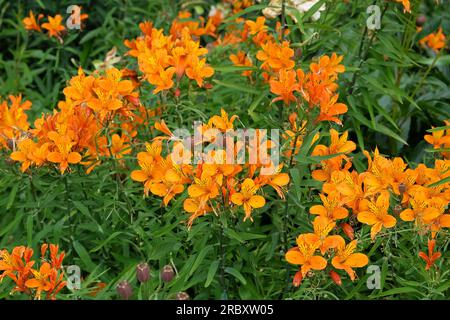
[0,0,449,299]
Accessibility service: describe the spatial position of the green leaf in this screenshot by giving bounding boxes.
[188,245,212,278]
[213,80,261,95]
[374,287,420,298]
[73,241,96,272]
[427,176,450,188]
[89,232,126,253]
[225,267,247,285]
[205,261,220,288]
[213,65,257,73]
[7,183,18,210]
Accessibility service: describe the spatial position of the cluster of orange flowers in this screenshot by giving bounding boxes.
[124,17,215,94]
[9,68,153,174]
[226,16,347,126]
[420,27,447,53]
[131,109,290,227]
[0,95,31,150]
[286,127,450,286]
[0,244,66,300]
[22,10,88,42]
[425,120,450,159]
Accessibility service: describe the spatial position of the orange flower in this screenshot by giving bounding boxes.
[46,132,82,174]
[399,190,440,224]
[186,57,214,87]
[41,15,65,39]
[424,122,450,149]
[357,191,397,240]
[108,134,131,160]
[316,94,348,125]
[230,178,266,221]
[184,197,213,228]
[311,129,356,181]
[306,216,343,255]
[10,139,36,172]
[255,167,290,199]
[208,108,238,132]
[23,11,43,32]
[420,27,446,53]
[188,174,220,202]
[131,151,164,195]
[285,234,328,278]
[331,238,368,280]
[245,16,267,35]
[256,40,294,72]
[148,67,176,94]
[419,239,441,270]
[269,68,298,105]
[310,193,349,221]
[25,262,53,299]
[229,51,253,77]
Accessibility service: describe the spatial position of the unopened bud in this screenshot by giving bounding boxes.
[204,83,213,89]
[394,204,402,216]
[6,139,15,150]
[416,15,426,27]
[176,292,190,300]
[175,88,181,97]
[399,182,407,195]
[341,223,354,240]
[116,281,133,300]
[126,95,140,106]
[292,271,303,287]
[161,264,175,283]
[136,262,150,283]
[329,270,342,286]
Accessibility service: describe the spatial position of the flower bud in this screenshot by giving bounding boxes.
[161,264,175,283]
[341,223,354,240]
[329,270,342,286]
[126,95,140,106]
[176,292,190,300]
[136,262,150,283]
[6,139,15,150]
[394,204,402,216]
[116,281,133,300]
[292,271,303,287]
[398,182,407,195]
[416,15,426,27]
[175,88,181,97]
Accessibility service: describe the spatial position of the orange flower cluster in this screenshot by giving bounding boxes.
[170,10,223,39]
[424,120,450,159]
[22,10,88,42]
[225,16,347,125]
[286,127,450,285]
[420,27,446,53]
[131,109,290,227]
[9,68,151,174]
[124,19,214,94]
[0,95,31,150]
[229,0,254,14]
[0,244,66,300]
